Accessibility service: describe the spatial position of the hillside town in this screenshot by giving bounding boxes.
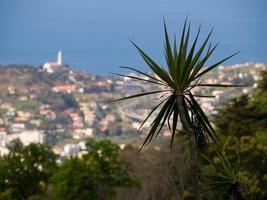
[0,54,266,157]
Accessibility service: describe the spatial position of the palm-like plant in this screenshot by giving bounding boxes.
[201,152,249,200]
[113,19,241,200]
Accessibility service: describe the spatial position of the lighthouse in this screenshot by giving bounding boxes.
[57,50,62,65]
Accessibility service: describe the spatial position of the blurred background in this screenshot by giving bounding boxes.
[0,0,266,74]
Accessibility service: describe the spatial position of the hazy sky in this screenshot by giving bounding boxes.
[0,0,266,74]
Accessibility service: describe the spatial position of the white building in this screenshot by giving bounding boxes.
[0,146,9,156]
[0,132,7,147]
[43,50,63,73]
[7,130,45,146]
[62,144,80,157]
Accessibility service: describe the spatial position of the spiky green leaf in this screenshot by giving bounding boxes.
[111,90,170,102]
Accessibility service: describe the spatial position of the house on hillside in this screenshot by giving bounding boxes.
[38,106,56,120]
[15,111,32,122]
[1,102,15,111]
[52,84,76,93]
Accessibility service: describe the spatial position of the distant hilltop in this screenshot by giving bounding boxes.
[0,61,265,98]
[0,62,111,95]
[0,62,266,154]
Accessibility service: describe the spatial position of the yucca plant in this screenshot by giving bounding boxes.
[113,19,243,200]
[201,152,249,200]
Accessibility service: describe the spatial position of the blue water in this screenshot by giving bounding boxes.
[0,0,266,74]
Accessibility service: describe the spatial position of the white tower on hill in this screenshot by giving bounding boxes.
[57,50,62,65]
[43,50,64,73]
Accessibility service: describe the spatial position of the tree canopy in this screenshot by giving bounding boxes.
[0,143,56,200]
[207,70,267,199]
[51,139,140,200]
[0,140,139,200]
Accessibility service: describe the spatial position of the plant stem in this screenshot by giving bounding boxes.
[177,95,202,200]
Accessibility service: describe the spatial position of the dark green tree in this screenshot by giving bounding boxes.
[50,139,140,200]
[215,70,267,137]
[0,143,57,200]
[205,70,267,199]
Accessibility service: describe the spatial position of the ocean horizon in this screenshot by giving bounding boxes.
[0,0,266,74]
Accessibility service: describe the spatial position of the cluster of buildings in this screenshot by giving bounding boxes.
[0,51,117,156]
[193,63,266,114]
[0,58,266,157]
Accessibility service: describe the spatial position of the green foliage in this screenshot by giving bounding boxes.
[6,138,23,152]
[0,140,139,200]
[113,19,242,151]
[214,70,267,137]
[1,97,41,111]
[113,19,244,200]
[201,152,247,200]
[50,139,140,200]
[0,144,57,200]
[214,96,254,136]
[208,71,267,199]
[50,158,100,200]
[37,91,78,112]
[213,133,267,199]
[258,70,267,90]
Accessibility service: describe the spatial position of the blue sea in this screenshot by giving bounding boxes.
[0,0,266,74]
